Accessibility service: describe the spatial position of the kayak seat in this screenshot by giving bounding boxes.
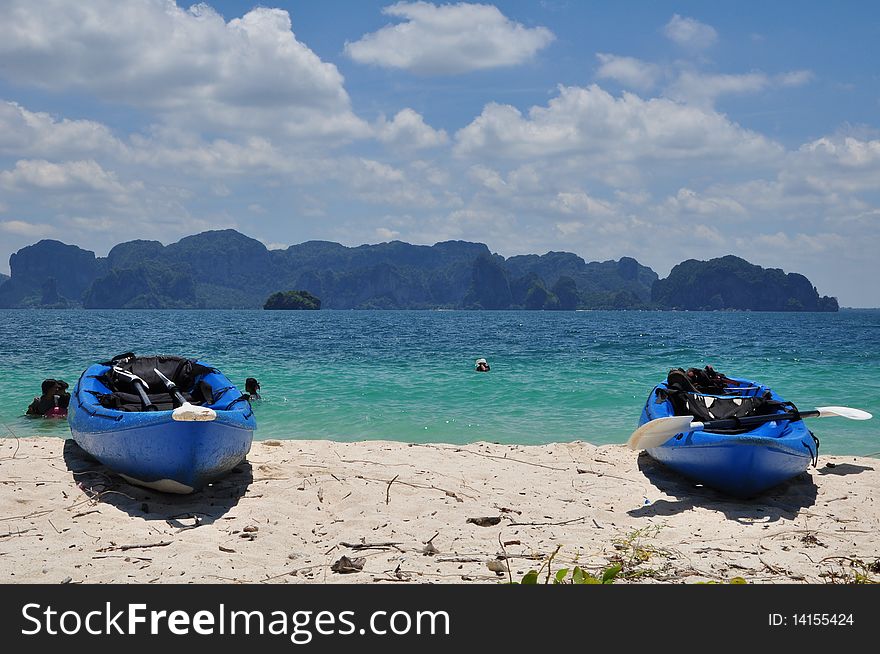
[662,366,796,433]
[94,353,217,412]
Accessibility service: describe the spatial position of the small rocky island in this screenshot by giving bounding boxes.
[264,290,321,310]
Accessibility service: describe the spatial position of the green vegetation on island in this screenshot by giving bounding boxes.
[0,229,839,312]
[652,255,838,312]
[264,290,322,310]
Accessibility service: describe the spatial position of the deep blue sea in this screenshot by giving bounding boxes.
[1,309,877,456]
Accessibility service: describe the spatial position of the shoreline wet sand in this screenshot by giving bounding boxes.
[1,437,878,584]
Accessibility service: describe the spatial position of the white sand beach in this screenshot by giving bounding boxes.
[1,436,878,584]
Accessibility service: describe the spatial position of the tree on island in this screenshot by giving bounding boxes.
[264,290,321,310]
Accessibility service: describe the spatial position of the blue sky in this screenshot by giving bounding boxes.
[0,1,878,305]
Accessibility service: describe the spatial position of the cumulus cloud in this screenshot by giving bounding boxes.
[555,221,583,236]
[787,135,880,193]
[0,159,135,195]
[0,1,369,140]
[665,71,771,107]
[344,1,555,74]
[128,132,300,177]
[662,187,747,217]
[338,157,450,208]
[740,231,845,255]
[550,191,615,216]
[0,102,126,158]
[797,135,880,169]
[0,220,55,237]
[596,54,663,92]
[376,109,449,150]
[665,69,815,107]
[468,164,507,192]
[663,14,718,50]
[0,157,196,244]
[453,84,782,166]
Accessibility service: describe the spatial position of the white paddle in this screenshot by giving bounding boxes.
[627,405,872,450]
[153,368,216,422]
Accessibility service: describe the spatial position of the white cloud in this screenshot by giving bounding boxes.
[0,220,55,237]
[376,109,449,150]
[666,70,816,107]
[797,136,880,169]
[777,70,814,87]
[0,159,134,194]
[0,101,126,158]
[662,187,747,217]
[468,165,507,192]
[739,231,845,255]
[596,54,663,91]
[129,132,299,177]
[555,221,583,236]
[454,84,783,167]
[550,191,615,216]
[341,158,448,208]
[665,71,770,107]
[344,1,555,74]
[376,227,401,240]
[787,135,880,193]
[0,1,369,141]
[614,189,651,205]
[664,14,718,50]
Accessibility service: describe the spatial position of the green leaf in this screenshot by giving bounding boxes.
[571,567,585,584]
[554,568,569,584]
[521,570,539,585]
[729,577,748,585]
[602,563,622,583]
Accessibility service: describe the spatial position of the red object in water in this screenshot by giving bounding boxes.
[45,406,68,418]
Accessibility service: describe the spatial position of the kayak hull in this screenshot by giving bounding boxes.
[639,378,817,498]
[68,361,255,493]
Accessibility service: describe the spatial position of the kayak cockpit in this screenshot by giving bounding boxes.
[655,366,796,434]
[84,353,241,414]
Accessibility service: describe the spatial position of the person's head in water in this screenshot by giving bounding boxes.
[41,379,69,400]
[27,378,69,416]
[245,377,261,399]
[475,358,490,372]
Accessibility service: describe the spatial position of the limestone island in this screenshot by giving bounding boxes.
[264,289,321,310]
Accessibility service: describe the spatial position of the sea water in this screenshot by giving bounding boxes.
[0,309,877,456]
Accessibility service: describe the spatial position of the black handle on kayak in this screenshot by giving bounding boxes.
[153,368,187,408]
[112,366,158,411]
[697,409,818,433]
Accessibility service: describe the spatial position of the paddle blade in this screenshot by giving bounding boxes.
[627,415,696,450]
[172,402,217,422]
[815,406,873,420]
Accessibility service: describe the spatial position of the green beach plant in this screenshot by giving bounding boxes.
[507,544,622,585]
[609,525,669,580]
[819,557,879,584]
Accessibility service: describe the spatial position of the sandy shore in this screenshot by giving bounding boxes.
[1,436,878,584]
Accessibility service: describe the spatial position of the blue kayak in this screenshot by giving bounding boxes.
[68,354,255,493]
[639,367,818,498]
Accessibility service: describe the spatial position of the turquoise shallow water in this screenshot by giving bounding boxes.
[0,309,878,456]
